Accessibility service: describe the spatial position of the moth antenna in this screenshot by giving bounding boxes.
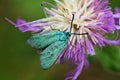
[68,14,75,46]
[69,14,88,48]
[70,14,89,35]
[72,32,88,35]
[70,14,75,33]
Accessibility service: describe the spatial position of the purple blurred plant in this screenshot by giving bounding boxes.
[6,0,120,80]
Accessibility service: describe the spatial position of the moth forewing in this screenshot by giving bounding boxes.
[27,30,65,49]
[40,40,68,69]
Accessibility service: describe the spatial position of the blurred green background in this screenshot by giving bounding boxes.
[0,0,120,80]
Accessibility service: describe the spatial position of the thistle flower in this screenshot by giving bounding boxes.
[6,0,120,80]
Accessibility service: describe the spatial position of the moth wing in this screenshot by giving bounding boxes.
[27,31,64,49]
[40,40,68,69]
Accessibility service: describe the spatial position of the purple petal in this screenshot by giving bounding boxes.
[6,18,44,33]
[103,39,120,46]
[85,38,95,56]
[65,53,88,80]
[17,18,44,32]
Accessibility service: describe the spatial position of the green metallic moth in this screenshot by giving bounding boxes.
[27,30,71,69]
